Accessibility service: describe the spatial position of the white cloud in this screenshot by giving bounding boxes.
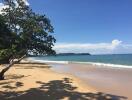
[112,39,122,46]
[53,39,131,54]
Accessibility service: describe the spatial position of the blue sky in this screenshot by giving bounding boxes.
[1,0,132,54]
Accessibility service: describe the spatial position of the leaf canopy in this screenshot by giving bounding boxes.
[0,0,56,62]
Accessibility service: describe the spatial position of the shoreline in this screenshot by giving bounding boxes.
[20,59,132,99]
[25,57,132,69]
[0,63,128,100]
[49,63,132,100]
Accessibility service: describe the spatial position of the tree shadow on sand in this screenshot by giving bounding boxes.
[0,74,29,90]
[1,82,24,89]
[0,78,127,100]
[15,64,51,69]
[5,74,27,80]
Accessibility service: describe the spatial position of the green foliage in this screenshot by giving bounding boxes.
[0,0,56,62]
[0,15,14,62]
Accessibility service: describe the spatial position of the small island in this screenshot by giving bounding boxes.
[56,53,91,56]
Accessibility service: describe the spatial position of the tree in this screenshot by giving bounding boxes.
[0,0,56,80]
[0,15,16,63]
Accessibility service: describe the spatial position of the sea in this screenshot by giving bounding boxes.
[28,54,132,68]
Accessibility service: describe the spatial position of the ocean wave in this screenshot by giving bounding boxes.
[72,61,132,69]
[24,58,69,64]
[26,58,132,69]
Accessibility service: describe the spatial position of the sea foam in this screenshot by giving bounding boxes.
[72,61,132,69]
[26,57,132,69]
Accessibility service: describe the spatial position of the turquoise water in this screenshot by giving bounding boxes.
[29,54,132,66]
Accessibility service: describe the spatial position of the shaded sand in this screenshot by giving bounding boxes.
[0,63,127,100]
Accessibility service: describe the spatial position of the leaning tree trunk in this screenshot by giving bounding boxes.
[0,55,26,80]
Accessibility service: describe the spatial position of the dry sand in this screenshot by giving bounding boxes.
[0,63,127,100]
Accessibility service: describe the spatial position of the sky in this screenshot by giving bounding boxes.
[0,0,132,54]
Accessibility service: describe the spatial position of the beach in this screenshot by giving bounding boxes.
[0,0,132,100]
[0,63,96,100]
[0,63,128,100]
[50,63,132,100]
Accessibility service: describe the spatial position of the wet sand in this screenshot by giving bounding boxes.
[50,63,132,100]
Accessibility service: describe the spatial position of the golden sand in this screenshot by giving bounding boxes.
[0,64,98,100]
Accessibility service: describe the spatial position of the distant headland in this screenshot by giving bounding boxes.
[56,53,91,56]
